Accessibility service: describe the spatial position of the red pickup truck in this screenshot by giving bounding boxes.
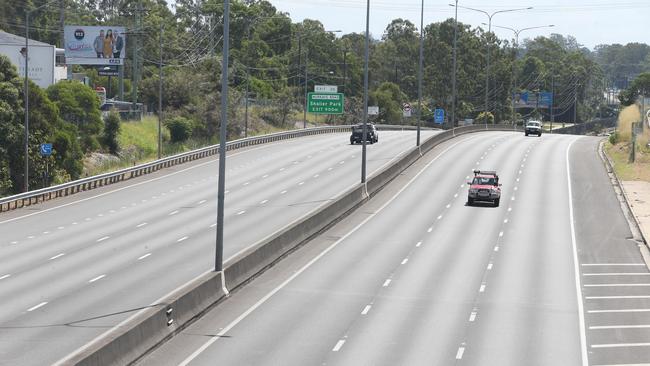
[467,170,501,207]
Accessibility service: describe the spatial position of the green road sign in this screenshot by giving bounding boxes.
[308,92,344,114]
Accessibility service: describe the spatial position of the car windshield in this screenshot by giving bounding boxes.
[527,122,540,127]
[472,177,496,185]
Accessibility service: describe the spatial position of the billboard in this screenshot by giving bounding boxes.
[514,92,553,109]
[0,44,55,88]
[64,26,126,65]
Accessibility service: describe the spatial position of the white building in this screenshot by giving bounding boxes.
[0,30,67,88]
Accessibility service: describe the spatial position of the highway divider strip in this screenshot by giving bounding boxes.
[54,124,519,366]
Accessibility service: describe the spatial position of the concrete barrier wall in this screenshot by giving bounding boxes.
[58,125,519,366]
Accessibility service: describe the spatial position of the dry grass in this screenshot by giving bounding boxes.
[606,104,650,182]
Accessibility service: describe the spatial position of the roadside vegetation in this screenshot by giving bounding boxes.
[605,105,650,181]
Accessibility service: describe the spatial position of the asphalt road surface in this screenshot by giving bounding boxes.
[139,132,650,366]
[0,130,437,366]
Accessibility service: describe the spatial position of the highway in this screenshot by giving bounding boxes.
[138,132,650,366]
[0,130,437,366]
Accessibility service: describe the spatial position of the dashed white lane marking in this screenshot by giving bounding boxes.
[49,253,65,260]
[10,241,18,244]
[581,263,646,266]
[437,215,443,220]
[138,253,151,260]
[27,302,48,312]
[590,324,650,330]
[198,200,207,205]
[225,190,230,194]
[243,182,250,186]
[511,196,515,201]
[237,211,246,215]
[591,342,650,348]
[58,226,64,230]
[504,219,509,223]
[332,340,346,352]
[460,184,465,188]
[279,168,286,171]
[89,274,106,283]
[97,236,110,242]
[587,295,650,300]
[339,161,345,164]
[169,210,179,216]
[456,346,465,359]
[72,222,78,225]
[28,236,35,239]
[416,241,422,247]
[584,284,650,287]
[469,312,477,322]
[262,174,269,178]
[401,258,409,265]
[494,246,499,252]
[514,187,518,191]
[110,209,117,213]
[583,273,650,276]
[487,263,493,270]
[479,284,486,292]
[313,174,320,178]
[499,231,504,237]
[516,178,520,182]
[280,190,287,195]
[383,279,392,287]
[0,274,10,280]
[136,222,147,228]
[454,193,458,198]
[361,305,372,315]
[210,223,217,228]
[260,200,268,205]
[328,167,333,171]
[508,207,512,212]
[43,231,50,235]
[427,227,433,233]
[177,236,189,243]
[588,309,650,314]
[97,213,104,217]
[446,204,451,208]
[298,182,305,185]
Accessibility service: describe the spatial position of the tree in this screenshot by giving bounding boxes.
[103,110,121,154]
[369,82,407,123]
[47,81,103,151]
[165,116,193,143]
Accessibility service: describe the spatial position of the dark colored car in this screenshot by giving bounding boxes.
[350,124,378,144]
[467,170,501,207]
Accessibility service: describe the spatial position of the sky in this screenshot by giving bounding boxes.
[267,0,650,50]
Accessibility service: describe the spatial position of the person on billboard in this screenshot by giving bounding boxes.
[94,30,105,58]
[103,29,114,58]
[113,30,124,58]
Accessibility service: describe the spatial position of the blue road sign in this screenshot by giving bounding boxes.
[434,108,445,124]
[40,143,52,156]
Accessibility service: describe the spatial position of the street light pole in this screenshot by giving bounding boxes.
[304,50,308,129]
[24,12,30,192]
[416,0,423,146]
[158,22,163,159]
[449,1,458,129]
[451,4,532,123]
[215,0,230,273]
[361,0,370,184]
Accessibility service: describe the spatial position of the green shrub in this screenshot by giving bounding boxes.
[103,110,121,154]
[165,116,193,143]
[609,131,619,145]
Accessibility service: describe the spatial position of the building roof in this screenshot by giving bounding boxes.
[0,30,52,47]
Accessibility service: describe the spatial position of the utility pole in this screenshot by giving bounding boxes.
[59,0,65,48]
[245,69,249,137]
[24,12,30,192]
[303,51,308,129]
[416,0,423,145]
[132,2,143,109]
[158,22,163,159]
[550,75,555,133]
[451,0,458,129]
[361,0,370,184]
[573,81,578,124]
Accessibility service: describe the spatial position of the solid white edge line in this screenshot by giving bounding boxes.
[591,343,650,348]
[177,236,189,242]
[583,273,650,276]
[332,339,346,352]
[137,253,151,260]
[175,133,479,366]
[49,253,65,260]
[586,296,650,299]
[96,236,110,242]
[89,274,106,283]
[588,309,650,313]
[566,137,589,366]
[0,274,10,280]
[590,324,650,330]
[27,302,48,312]
[581,263,645,266]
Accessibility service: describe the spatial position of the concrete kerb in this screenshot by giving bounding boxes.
[59,125,519,366]
[599,140,649,250]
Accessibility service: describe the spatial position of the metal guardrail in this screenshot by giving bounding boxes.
[0,124,437,213]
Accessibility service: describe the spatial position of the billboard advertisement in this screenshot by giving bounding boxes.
[0,44,55,88]
[64,26,126,65]
[514,92,553,109]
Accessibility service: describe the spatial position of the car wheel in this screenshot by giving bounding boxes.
[538,133,542,137]
[525,132,528,136]
[468,197,474,205]
[494,198,500,207]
